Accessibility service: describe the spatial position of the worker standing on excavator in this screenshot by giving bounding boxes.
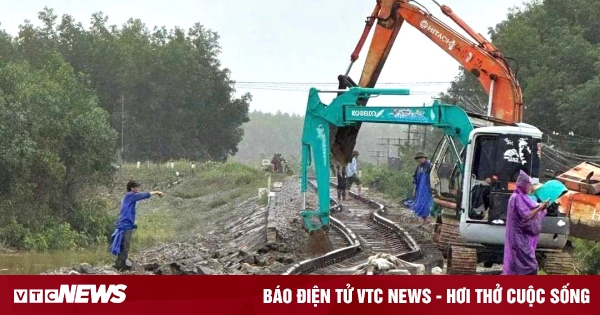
[412,152,433,225]
[346,150,362,197]
[503,170,548,275]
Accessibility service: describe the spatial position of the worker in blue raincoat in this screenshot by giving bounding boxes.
[412,152,433,225]
[110,180,163,271]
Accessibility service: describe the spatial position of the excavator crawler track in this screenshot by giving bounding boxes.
[540,251,576,275]
[433,216,463,258]
[447,245,477,275]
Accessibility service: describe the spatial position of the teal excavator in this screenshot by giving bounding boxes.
[299,86,572,274]
[298,0,585,275]
[300,86,473,232]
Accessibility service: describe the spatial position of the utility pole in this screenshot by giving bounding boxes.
[369,150,386,165]
[121,93,124,167]
[378,137,402,158]
[405,125,426,148]
[377,137,391,158]
[421,126,428,151]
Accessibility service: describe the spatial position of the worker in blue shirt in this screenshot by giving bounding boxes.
[110,180,163,271]
[412,152,432,225]
[346,150,362,197]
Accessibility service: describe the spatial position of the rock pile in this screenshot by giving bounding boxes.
[41,243,299,275]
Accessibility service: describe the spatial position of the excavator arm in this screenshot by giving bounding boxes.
[301,87,473,232]
[328,1,600,243]
[332,0,522,167]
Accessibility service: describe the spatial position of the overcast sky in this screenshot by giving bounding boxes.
[0,0,527,115]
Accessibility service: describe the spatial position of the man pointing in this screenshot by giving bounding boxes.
[110,180,163,271]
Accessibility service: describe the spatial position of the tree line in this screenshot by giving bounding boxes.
[0,7,249,250]
[439,0,600,157]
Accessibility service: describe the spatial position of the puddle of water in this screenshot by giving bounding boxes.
[0,246,112,274]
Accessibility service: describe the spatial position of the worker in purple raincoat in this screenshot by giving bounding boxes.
[502,170,548,275]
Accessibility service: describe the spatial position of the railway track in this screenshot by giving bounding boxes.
[283,179,422,275]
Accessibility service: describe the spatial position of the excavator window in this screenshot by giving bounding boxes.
[494,135,534,182]
[472,135,497,181]
[431,137,463,202]
[468,135,497,221]
[468,134,536,223]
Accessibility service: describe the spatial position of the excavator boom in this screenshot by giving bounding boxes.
[328,1,600,245]
[301,87,472,232]
[332,0,523,166]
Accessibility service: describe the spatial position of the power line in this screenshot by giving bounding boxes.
[445,95,600,143]
[233,81,454,85]
[235,85,448,94]
[236,81,600,146]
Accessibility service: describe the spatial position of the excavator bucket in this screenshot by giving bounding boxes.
[308,229,333,255]
[559,191,600,241]
[556,162,600,195]
[550,162,600,241]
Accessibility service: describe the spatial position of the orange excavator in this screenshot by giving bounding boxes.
[332,0,522,166]
[331,0,600,274]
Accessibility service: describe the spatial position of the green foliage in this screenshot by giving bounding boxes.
[66,195,116,246]
[0,51,117,250]
[573,238,600,275]
[171,161,266,199]
[0,220,30,249]
[0,6,253,252]
[12,7,251,162]
[439,0,600,156]
[23,223,82,251]
[258,193,269,206]
[361,147,425,202]
[208,198,228,209]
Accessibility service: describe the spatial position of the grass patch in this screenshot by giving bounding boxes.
[170,161,282,200]
[114,161,192,189]
[208,198,228,209]
[259,193,269,206]
[130,212,176,251]
[361,162,414,203]
[171,189,204,199]
[360,147,433,203]
[228,190,242,200]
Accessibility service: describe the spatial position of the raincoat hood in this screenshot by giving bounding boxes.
[516,170,532,194]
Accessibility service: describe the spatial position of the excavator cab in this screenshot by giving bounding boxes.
[458,126,570,251]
